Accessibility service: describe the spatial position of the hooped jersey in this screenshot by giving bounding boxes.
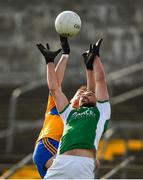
[59,101,111,154]
[37,95,64,142]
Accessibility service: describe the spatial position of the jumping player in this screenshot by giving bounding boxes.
[38,38,111,179]
[33,36,87,178]
[33,36,69,178]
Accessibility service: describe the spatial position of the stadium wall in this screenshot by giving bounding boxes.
[0,0,142,87]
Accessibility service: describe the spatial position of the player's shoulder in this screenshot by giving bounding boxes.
[97,99,110,105]
[96,100,111,110]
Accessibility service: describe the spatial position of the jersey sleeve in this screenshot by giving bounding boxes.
[59,104,73,124]
[96,101,111,120]
[46,94,58,115]
[103,119,109,134]
[47,94,55,111]
[94,101,111,150]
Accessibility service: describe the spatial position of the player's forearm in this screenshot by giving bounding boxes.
[55,54,69,85]
[93,57,106,82]
[86,69,96,92]
[47,63,59,92]
[93,56,109,100]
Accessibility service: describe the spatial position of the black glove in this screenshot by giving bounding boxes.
[60,36,70,54]
[37,43,62,64]
[82,44,94,70]
[82,38,103,70]
[92,38,103,57]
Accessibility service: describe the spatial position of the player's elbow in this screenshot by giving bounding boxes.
[49,86,60,98]
[47,80,59,92]
[48,86,58,94]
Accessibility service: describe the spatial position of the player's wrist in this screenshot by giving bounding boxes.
[86,65,93,70]
[62,54,69,58]
[62,49,70,54]
[45,58,55,64]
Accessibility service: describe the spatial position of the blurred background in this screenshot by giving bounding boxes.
[0,0,143,179]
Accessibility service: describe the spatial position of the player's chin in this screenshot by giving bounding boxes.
[81,102,95,107]
[80,100,87,106]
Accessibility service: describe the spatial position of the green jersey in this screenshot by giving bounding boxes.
[59,101,111,154]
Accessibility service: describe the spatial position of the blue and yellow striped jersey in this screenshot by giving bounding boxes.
[37,94,64,142]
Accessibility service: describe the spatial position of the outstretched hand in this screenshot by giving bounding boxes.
[94,38,103,57]
[60,35,70,54]
[37,43,62,64]
[82,38,103,70]
[82,44,94,70]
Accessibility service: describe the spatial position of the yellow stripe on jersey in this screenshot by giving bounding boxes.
[44,137,57,153]
[42,138,57,155]
[42,138,54,155]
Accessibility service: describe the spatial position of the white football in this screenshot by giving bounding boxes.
[55,11,81,37]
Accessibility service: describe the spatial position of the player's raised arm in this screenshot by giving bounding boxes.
[92,39,109,101]
[55,36,70,86]
[82,44,96,92]
[37,43,69,112]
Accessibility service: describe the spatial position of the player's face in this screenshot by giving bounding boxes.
[79,91,96,107]
[71,89,86,108]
